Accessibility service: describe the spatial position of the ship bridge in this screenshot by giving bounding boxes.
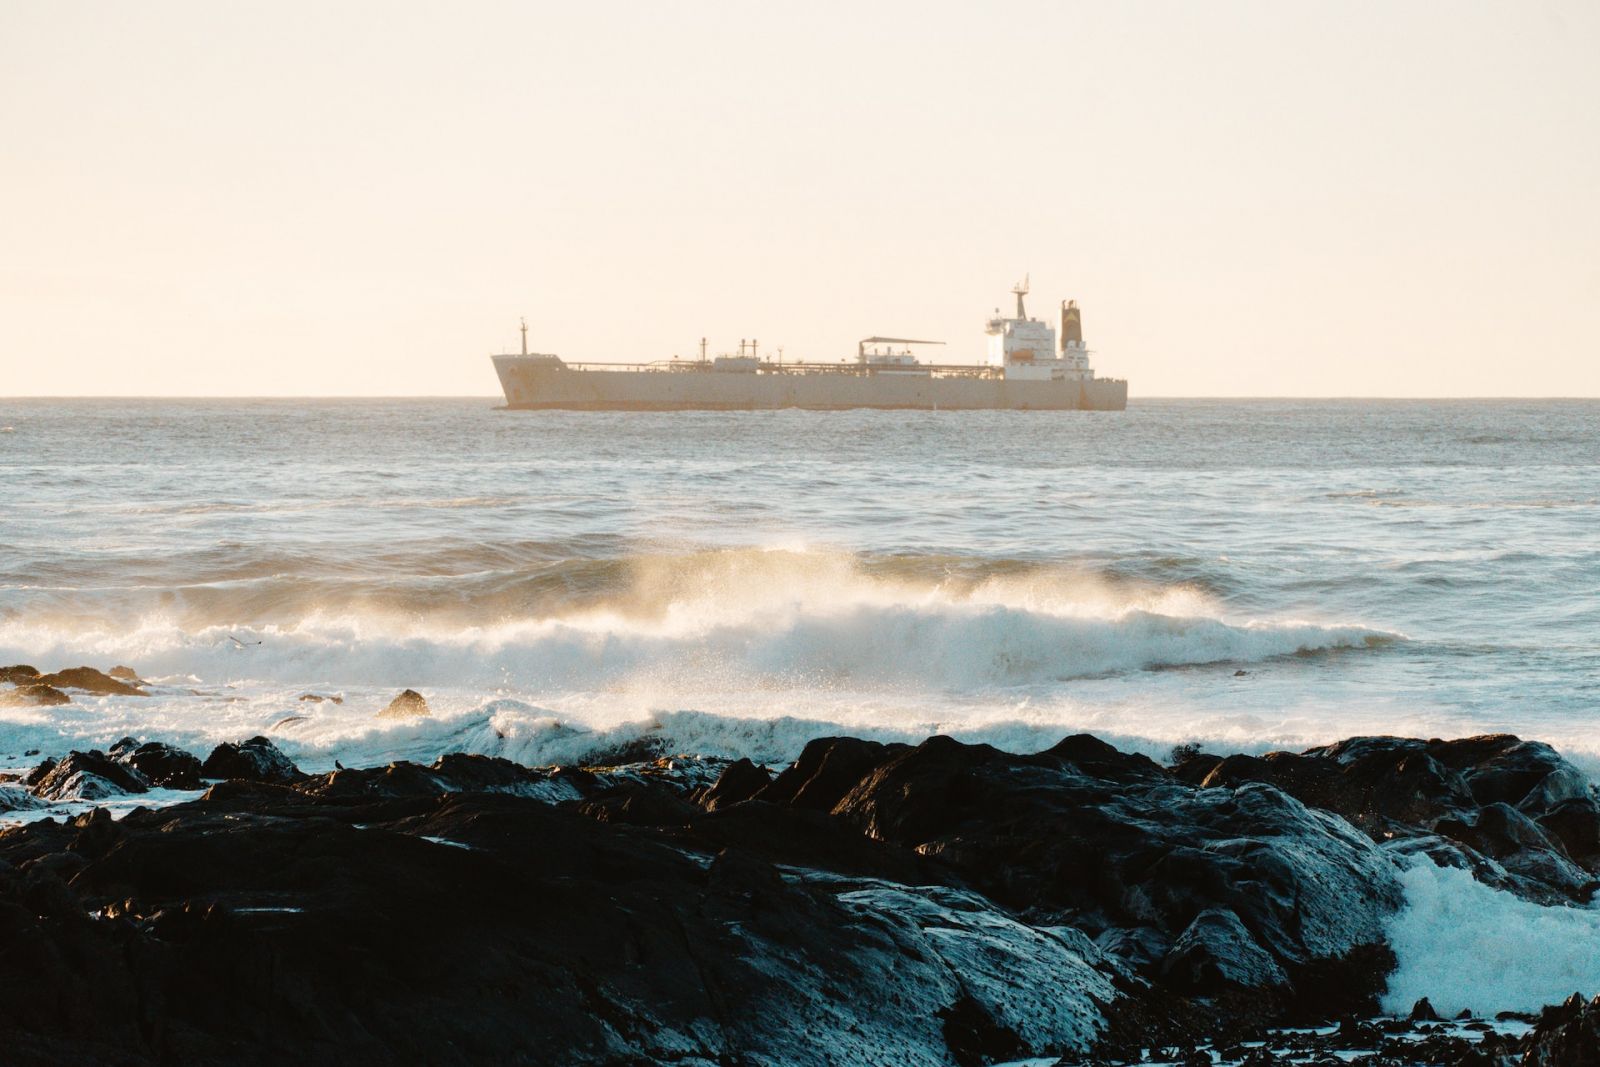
[985,277,1096,382]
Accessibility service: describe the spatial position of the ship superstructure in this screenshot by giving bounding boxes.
[491,282,1127,411]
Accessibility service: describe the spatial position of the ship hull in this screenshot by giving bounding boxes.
[492,356,1128,411]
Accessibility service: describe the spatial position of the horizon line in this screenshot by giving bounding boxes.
[2,394,1598,402]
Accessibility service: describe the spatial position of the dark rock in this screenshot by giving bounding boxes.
[1410,995,1440,1021]
[0,780,1110,1066]
[577,781,700,826]
[699,757,771,810]
[295,753,590,803]
[376,688,430,719]
[757,735,906,810]
[1195,734,1600,903]
[29,750,149,801]
[0,664,40,683]
[32,666,145,697]
[822,733,1400,1008]
[297,693,342,703]
[1161,908,1289,993]
[0,728,1579,1065]
[22,758,56,788]
[1523,994,1600,1066]
[938,994,1026,1067]
[107,666,141,683]
[117,742,205,790]
[201,736,303,784]
[0,683,71,707]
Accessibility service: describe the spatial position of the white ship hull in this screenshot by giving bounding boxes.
[493,356,1128,411]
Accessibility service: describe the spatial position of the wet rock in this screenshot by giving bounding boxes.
[297,692,343,703]
[757,735,906,811]
[0,664,40,684]
[107,665,141,683]
[578,781,700,826]
[1523,993,1600,1066]
[1161,908,1289,993]
[32,666,145,696]
[22,758,56,788]
[377,688,430,719]
[1181,734,1600,903]
[29,750,150,801]
[201,736,303,784]
[116,741,205,790]
[294,752,591,804]
[1410,995,1441,1021]
[821,732,1401,1010]
[698,756,771,810]
[0,683,71,707]
[0,781,1112,1066]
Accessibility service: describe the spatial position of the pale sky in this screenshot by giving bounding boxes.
[3,1,1597,397]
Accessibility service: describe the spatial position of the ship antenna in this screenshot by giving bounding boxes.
[519,317,528,357]
[700,336,708,362]
[1012,274,1030,319]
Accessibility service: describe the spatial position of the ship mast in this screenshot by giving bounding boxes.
[519,317,529,357]
[1012,275,1030,319]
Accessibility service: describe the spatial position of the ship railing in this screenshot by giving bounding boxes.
[561,360,1008,379]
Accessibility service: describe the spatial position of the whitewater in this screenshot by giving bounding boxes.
[4,396,1599,1013]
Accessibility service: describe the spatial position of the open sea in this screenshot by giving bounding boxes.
[1,397,1597,779]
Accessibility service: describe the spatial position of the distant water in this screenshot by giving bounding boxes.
[2,397,1597,777]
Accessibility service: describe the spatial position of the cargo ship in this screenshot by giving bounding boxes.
[492,280,1127,411]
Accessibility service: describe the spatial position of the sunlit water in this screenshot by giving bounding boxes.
[2,397,1596,777]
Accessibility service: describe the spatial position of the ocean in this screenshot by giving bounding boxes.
[2,397,1597,778]
[5,396,1600,1018]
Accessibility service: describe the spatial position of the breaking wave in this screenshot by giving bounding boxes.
[0,547,1395,693]
[1384,857,1600,1016]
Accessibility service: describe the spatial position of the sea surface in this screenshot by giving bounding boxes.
[7,396,1600,1014]
[1,397,1597,779]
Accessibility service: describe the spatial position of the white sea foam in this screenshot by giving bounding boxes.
[0,548,1391,693]
[1382,856,1600,1016]
[0,548,1401,776]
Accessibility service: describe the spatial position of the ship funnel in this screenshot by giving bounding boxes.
[1060,300,1083,347]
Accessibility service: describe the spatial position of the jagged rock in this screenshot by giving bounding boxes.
[578,781,700,826]
[32,666,145,696]
[757,735,906,810]
[0,783,1114,1066]
[377,688,430,719]
[1173,734,1600,903]
[201,736,303,784]
[1523,993,1600,1066]
[1,729,1588,1065]
[699,756,771,810]
[116,741,205,790]
[0,683,70,707]
[1161,908,1289,993]
[0,664,40,684]
[1410,995,1440,1021]
[818,732,1401,1009]
[295,753,591,803]
[0,785,45,813]
[22,758,56,788]
[28,750,149,801]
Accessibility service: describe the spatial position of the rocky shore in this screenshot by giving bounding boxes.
[3,668,1600,1065]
